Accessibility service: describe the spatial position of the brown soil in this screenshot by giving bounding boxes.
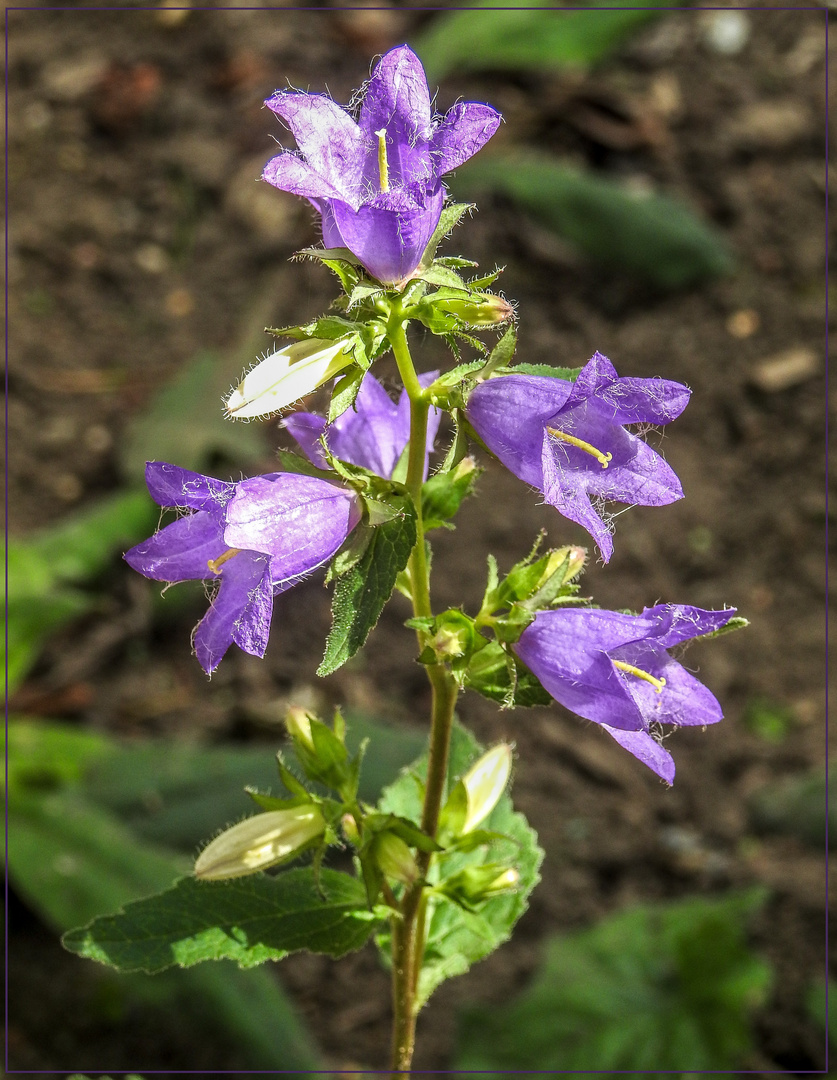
[7,5,830,1075]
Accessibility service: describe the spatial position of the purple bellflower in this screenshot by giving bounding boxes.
[465,352,691,562]
[283,371,441,480]
[262,45,501,285]
[514,604,736,783]
[125,463,362,674]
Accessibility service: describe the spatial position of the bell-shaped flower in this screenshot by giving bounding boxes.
[283,371,441,480]
[262,45,501,284]
[124,462,362,674]
[225,337,356,421]
[513,604,737,784]
[465,352,691,561]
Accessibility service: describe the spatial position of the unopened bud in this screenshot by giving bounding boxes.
[372,832,419,886]
[439,863,520,907]
[225,337,355,420]
[341,813,360,846]
[462,744,513,833]
[195,805,325,880]
[538,545,587,590]
[285,706,315,751]
[437,292,513,328]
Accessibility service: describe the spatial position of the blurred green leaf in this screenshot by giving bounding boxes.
[377,721,544,1007]
[806,977,836,1047]
[120,350,265,482]
[415,2,674,81]
[4,491,157,696]
[748,767,833,850]
[454,155,734,291]
[742,697,795,743]
[454,890,771,1074]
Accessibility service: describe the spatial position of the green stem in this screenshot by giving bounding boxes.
[387,312,460,1074]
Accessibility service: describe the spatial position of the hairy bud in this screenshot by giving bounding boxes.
[195,806,325,880]
[462,744,513,833]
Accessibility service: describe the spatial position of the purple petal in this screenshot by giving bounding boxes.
[283,412,329,469]
[466,374,573,489]
[601,724,675,784]
[562,351,619,409]
[224,474,362,582]
[264,91,369,201]
[641,604,738,648]
[431,102,502,174]
[609,641,724,728]
[144,462,233,513]
[124,512,224,582]
[358,46,434,188]
[584,432,684,507]
[193,552,272,674]
[515,611,647,731]
[329,373,400,477]
[329,185,445,283]
[594,376,691,426]
[540,433,615,561]
[262,152,348,202]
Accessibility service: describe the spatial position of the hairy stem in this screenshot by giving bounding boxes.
[387,313,460,1074]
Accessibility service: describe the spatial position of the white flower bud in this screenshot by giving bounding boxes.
[225,337,355,420]
[195,806,325,880]
[285,706,315,751]
[461,744,513,833]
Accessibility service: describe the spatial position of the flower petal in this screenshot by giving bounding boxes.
[594,376,691,426]
[541,432,615,562]
[262,151,348,202]
[515,610,646,731]
[282,412,329,469]
[329,185,445,283]
[431,101,502,174]
[609,641,724,728]
[193,552,271,674]
[358,45,434,188]
[124,511,224,582]
[144,462,233,513]
[265,91,369,201]
[224,475,362,582]
[641,604,738,648]
[329,372,400,477]
[601,724,675,784]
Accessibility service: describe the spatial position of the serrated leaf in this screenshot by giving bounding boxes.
[376,722,543,1006]
[63,867,378,974]
[318,504,417,677]
[415,3,674,82]
[455,155,733,291]
[454,889,771,1075]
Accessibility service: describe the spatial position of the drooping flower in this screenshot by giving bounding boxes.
[283,370,441,480]
[262,45,501,284]
[465,352,691,561]
[513,604,736,783]
[125,463,362,674]
[225,337,356,421]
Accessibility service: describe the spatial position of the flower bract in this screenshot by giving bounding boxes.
[465,352,691,561]
[514,604,737,783]
[124,463,361,673]
[262,45,501,284]
[283,370,441,480]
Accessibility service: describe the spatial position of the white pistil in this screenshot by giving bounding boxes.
[375,128,389,192]
[546,427,612,469]
[612,659,666,693]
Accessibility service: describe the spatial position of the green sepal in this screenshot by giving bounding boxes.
[266,314,360,342]
[318,498,418,677]
[415,203,475,271]
[438,779,468,837]
[328,366,366,423]
[441,828,514,856]
[325,525,375,584]
[506,362,581,380]
[415,264,470,289]
[466,268,503,290]
[293,247,364,293]
[479,323,517,377]
[276,449,335,481]
[693,615,749,641]
[277,757,311,800]
[464,640,551,709]
[421,458,481,531]
[245,789,312,812]
[437,414,471,473]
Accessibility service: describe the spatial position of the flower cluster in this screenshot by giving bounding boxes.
[124,44,738,787]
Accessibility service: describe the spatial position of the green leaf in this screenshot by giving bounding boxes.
[507,362,582,380]
[120,350,265,481]
[454,156,734,291]
[318,504,417,676]
[376,722,543,1007]
[454,890,771,1074]
[421,459,481,531]
[328,365,366,423]
[464,640,551,708]
[63,867,379,974]
[414,3,673,82]
[417,203,475,269]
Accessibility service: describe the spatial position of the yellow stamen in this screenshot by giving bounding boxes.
[207,548,242,574]
[613,660,666,693]
[546,427,612,469]
[375,128,389,192]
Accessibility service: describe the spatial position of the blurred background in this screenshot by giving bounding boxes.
[6,3,830,1075]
